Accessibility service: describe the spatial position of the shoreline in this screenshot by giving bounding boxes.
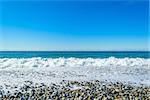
[0,57,150,99]
[1,80,150,99]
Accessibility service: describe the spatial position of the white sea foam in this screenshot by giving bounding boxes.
[0,57,150,93]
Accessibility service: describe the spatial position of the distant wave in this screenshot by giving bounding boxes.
[0,57,150,93]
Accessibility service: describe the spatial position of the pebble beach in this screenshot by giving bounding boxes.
[1,80,150,100]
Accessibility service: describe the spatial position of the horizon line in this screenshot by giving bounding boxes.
[0,50,150,52]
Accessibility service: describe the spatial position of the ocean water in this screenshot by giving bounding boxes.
[0,51,149,58]
[0,51,150,93]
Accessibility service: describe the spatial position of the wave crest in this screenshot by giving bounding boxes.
[0,57,150,69]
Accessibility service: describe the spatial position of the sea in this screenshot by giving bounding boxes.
[0,51,150,92]
[0,51,149,58]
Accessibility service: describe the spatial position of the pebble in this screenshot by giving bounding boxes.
[0,80,150,100]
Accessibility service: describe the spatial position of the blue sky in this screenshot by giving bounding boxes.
[0,0,149,51]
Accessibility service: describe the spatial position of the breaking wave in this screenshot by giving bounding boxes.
[0,57,150,68]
